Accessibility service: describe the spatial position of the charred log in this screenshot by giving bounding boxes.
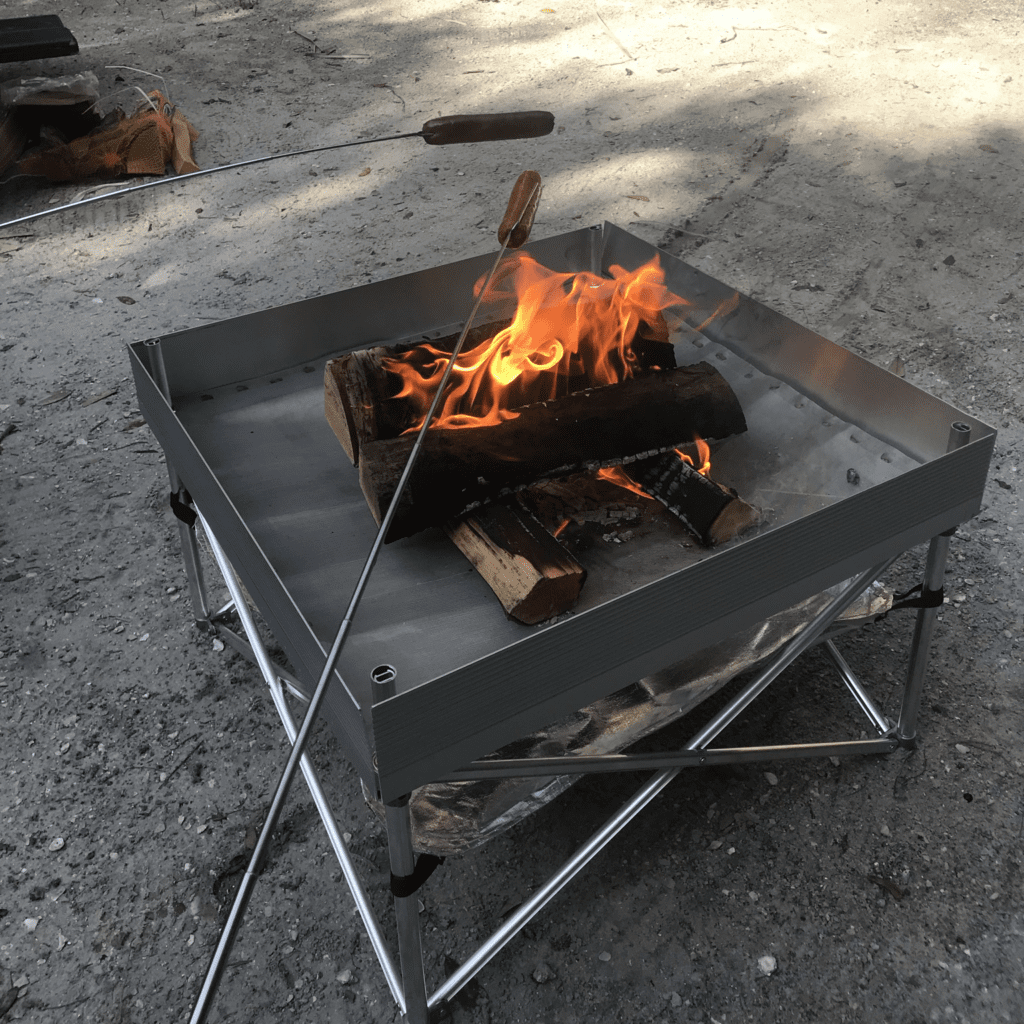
[349,361,747,540]
[625,451,760,546]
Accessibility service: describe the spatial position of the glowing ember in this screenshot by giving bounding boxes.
[382,251,689,431]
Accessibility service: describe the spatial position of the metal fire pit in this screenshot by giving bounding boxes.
[129,223,995,1022]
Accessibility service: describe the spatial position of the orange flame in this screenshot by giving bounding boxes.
[595,465,654,500]
[675,437,712,476]
[382,251,688,431]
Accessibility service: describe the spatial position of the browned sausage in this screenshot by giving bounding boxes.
[420,112,554,146]
[498,170,542,249]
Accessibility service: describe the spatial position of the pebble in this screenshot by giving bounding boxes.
[955,743,969,754]
[669,991,683,1007]
[598,951,611,962]
[12,975,28,990]
[764,772,779,786]
[532,962,555,983]
[336,968,353,985]
[24,918,39,932]
[758,954,777,976]
[880,824,891,837]
[212,639,225,652]
[48,837,65,851]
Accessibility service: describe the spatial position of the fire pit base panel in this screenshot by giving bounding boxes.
[128,222,995,805]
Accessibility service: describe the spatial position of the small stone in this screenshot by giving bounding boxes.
[48,837,65,851]
[57,931,68,951]
[764,772,779,786]
[846,468,861,486]
[12,974,29,990]
[670,991,683,1007]
[829,756,840,767]
[336,968,353,985]
[880,824,891,837]
[532,962,555,983]
[212,639,225,652]
[758,954,777,976]
[598,951,611,962]
[24,918,39,932]
[709,840,723,850]
[955,744,969,754]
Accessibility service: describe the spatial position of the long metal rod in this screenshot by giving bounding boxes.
[434,737,898,781]
[822,639,892,735]
[188,184,539,1024]
[1,131,421,231]
[686,559,896,751]
[197,512,405,1010]
[429,764,681,1009]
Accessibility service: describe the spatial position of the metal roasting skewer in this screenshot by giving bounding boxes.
[0,110,554,231]
[187,174,543,1024]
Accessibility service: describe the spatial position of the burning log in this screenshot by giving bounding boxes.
[446,502,586,624]
[327,360,747,540]
[624,449,761,546]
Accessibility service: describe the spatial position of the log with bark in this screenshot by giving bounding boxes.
[624,449,761,546]
[331,360,746,540]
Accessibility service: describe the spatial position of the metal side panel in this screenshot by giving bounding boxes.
[600,222,996,463]
[149,227,604,400]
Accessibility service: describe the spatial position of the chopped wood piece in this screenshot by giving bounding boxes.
[625,451,760,546]
[446,502,586,624]
[353,361,747,540]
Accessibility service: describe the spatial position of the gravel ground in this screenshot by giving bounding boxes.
[2,1,1023,1022]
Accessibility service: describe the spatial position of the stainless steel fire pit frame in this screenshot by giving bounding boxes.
[128,223,995,1022]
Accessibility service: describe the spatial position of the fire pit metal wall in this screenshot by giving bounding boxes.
[129,224,995,804]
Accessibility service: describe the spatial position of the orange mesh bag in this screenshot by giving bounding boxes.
[17,90,199,182]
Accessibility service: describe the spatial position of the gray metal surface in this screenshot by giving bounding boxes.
[129,224,996,803]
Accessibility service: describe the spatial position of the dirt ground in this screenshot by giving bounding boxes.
[2,0,1023,1021]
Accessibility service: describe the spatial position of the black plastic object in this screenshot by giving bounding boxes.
[0,16,79,63]
[421,110,554,146]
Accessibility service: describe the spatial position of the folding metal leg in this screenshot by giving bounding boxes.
[385,798,430,1024]
[898,421,972,747]
[194,511,407,1014]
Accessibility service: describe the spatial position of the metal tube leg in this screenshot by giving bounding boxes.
[896,531,952,747]
[385,797,430,1024]
[176,517,211,627]
[897,421,972,747]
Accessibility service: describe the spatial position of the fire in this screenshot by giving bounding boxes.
[382,251,689,431]
[595,466,654,500]
[675,437,712,476]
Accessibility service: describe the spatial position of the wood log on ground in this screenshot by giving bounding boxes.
[350,361,747,540]
[625,451,761,546]
[446,502,586,624]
